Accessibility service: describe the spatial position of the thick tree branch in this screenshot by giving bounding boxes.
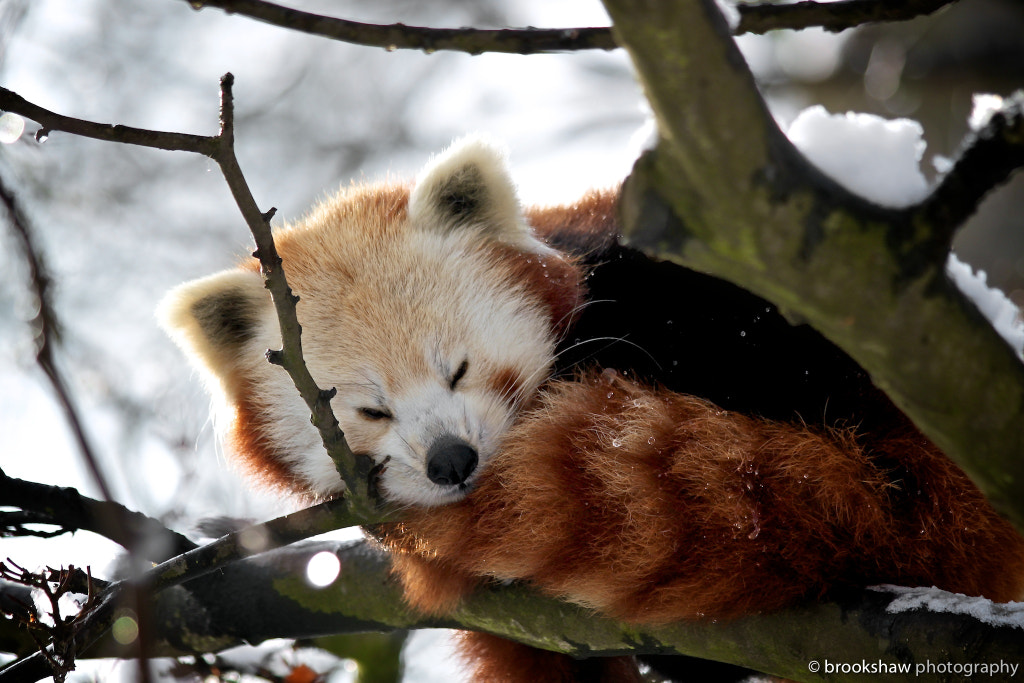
[603,0,1024,532]
[6,539,1019,683]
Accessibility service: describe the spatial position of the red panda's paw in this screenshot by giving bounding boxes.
[388,551,480,616]
[455,631,643,683]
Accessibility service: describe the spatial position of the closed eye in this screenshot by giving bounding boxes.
[358,406,393,421]
[449,359,469,391]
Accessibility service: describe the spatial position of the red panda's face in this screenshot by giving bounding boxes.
[159,139,583,507]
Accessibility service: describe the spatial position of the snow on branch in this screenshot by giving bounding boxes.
[916,92,1024,251]
[180,0,960,55]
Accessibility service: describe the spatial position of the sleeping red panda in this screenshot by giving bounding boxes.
[160,137,1024,682]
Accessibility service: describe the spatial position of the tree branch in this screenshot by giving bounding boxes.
[916,92,1024,250]
[0,170,116,508]
[736,0,959,35]
[0,79,397,681]
[184,0,616,54]
[0,87,213,154]
[6,539,1020,683]
[211,75,388,520]
[0,497,366,683]
[177,0,960,56]
[602,0,1024,533]
[0,468,197,562]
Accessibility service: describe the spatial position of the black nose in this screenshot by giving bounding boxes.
[426,435,478,487]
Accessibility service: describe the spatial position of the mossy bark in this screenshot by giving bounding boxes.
[602,0,1024,531]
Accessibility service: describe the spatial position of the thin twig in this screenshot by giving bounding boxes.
[0,171,116,507]
[209,75,383,518]
[184,0,617,54]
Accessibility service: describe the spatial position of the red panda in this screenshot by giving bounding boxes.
[160,138,1024,682]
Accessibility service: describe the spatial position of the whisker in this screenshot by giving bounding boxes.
[553,335,663,374]
[553,297,608,345]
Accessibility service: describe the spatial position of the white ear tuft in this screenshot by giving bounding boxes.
[408,137,544,251]
[158,268,271,382]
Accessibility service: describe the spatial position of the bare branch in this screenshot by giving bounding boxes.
[0,87,213,154]
[0,562,102,683]
[0,497,365,683]
[915,92,1024,252]
[210,75,386,519]
[0,170,116,509]
[736,0,959,35]
[0,80,396,679]
[184,0,617,54]
[177,0,961,55]
[0,468,198,562]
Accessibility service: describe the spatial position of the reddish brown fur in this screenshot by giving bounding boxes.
[376,373,1024,673]
[525,189,619,248]
[490,244,585,340]
[487,366,526,408]
[230,379,307,495]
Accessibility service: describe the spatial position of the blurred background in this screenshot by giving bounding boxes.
[1,0,1022,680]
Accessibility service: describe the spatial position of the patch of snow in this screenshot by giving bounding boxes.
[946,254,1024,360]
[715,0,740,32]
[628,100,659,156]
[932,154,954,175]
[786,105,930,208]
[969,93,1004,132]
[876,585,1024,630]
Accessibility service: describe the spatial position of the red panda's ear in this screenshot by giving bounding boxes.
[409,137,545,252]
[158,268,272,391]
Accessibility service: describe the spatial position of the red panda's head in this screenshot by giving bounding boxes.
[159,138,584,506]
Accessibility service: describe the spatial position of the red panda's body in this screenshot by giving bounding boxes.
[161,139,1024,683]
[380,373,1024,621]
